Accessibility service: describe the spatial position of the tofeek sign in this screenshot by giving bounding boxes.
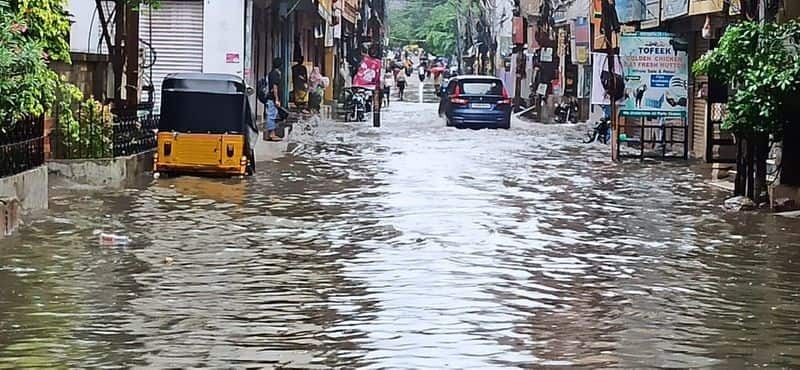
[639,46,673,55]
[620,32,689,118]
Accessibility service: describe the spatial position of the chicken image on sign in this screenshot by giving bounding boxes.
[620,32,689,117]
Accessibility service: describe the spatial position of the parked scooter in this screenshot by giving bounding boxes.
[343,87,373,122]
[554,99,579,124]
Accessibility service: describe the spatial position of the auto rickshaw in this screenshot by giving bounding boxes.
[154,73,259,177]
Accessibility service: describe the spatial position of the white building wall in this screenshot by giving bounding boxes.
[203,0,245,76]
[67,0,111,54]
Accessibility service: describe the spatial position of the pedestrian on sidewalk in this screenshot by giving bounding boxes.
[396,66,407,101]
[383,68,394,106]
[261,58,283,142]
[292,56,310,114]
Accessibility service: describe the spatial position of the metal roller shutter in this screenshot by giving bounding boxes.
[691,34,709,159]
[139,1,204,112]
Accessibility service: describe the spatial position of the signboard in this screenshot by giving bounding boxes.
[226,53,240,64]
[689,0,724,15]
[513,17,525,45]
[541,47,554,62]
[662,0,689,19]
[619,32,689,117]
[353,55,381,89]
[592,0,619,51]
[729,0,741,15]
[574,16,590,64]
[591,53,623,105]
[615,0,645,23]
[641,0,661,29]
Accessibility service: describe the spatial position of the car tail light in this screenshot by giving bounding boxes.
[497,98,512,105]
[502,87,509,99]
[450,85,468,105]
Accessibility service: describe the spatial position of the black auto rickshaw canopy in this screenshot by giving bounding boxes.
[159,73,257,137]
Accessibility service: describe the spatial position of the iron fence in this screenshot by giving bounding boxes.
[113,113,159,157]
[50,100,159,159]
[0,117,45,178]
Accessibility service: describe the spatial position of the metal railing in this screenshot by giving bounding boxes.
[50,101,159,159]
[113,113,159,157]
[0,117,45,178]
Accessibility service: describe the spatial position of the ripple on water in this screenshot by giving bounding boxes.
[1,104,800,368]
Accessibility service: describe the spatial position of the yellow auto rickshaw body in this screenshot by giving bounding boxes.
[155,132,248,175]
[153,73,258,177]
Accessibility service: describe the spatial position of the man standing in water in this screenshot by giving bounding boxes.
[265,58,283,142]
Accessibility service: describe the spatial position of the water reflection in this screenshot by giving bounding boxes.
[1,103,799,368]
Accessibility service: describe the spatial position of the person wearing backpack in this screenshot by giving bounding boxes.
[258,58,283,141]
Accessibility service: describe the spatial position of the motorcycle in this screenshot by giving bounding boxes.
[343,87,373,122]
[583,116,612,144]
[554,99,579,124]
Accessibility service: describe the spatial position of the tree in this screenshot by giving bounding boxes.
[8,0,71,62]
[694,20,800,203]
[0,4,58,124]
[388,0,453,54]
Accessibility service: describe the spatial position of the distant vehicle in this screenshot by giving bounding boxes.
[439,75,512,129]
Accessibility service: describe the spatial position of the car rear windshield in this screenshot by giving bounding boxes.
[460,80,504,95]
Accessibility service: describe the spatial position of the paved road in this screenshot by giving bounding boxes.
[1,103,800,368]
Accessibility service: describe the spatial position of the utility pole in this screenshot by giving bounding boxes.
[372,0,384,128]
[125,4,140,111]
[600,0,620,162]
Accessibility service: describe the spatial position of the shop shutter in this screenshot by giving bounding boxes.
[691,34,709,159]
[139,1,204,112]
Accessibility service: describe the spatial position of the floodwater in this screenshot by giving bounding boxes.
[2,103,800,369]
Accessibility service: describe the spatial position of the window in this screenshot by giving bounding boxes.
[460,81,504,95]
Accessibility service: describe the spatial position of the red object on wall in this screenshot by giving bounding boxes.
[513,17,525,45]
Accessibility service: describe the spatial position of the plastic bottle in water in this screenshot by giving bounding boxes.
[99,233,131,246]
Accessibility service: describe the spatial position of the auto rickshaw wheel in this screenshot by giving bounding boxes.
[246,150,256,176]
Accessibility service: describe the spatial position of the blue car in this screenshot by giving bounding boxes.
[439,75,512,129]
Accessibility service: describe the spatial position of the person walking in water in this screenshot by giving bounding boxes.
[396,65,407,101]
[383,68,394,106]
[308,66,329,113]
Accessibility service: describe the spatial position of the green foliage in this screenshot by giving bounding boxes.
[9,0,71,62]
[388,0,458,56]
[694,21,800,137]
[0,9,58,126]
[52,81,113,158]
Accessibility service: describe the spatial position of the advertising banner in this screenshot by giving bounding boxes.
[615,0,645,23]
[689,0,723,15]
[619,32,689,117]
[591,53,623,105]
[353,55,381,89]
[662,0,689,19]
[641,0,661,29]
[573,17,590,64]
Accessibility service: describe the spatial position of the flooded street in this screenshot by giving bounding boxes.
[2,102,800,369]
